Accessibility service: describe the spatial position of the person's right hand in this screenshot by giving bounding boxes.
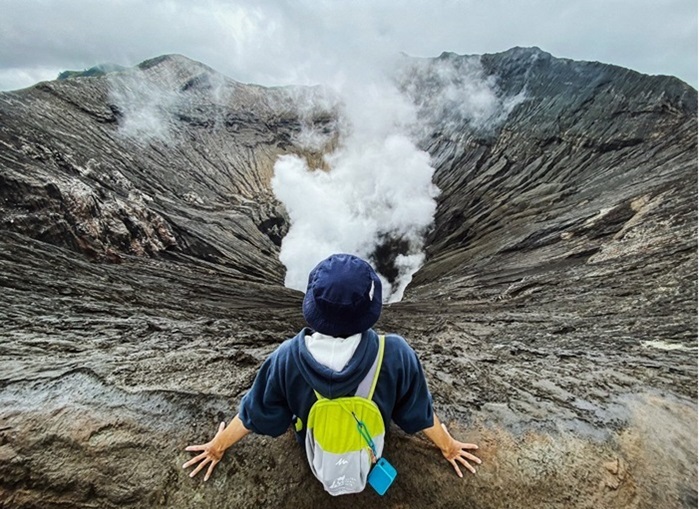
[438,423,481,478]
[183,421,227,481]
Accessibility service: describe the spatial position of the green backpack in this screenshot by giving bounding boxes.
[303,335,386,496]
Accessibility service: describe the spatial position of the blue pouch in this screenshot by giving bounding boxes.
[367,457,397,496]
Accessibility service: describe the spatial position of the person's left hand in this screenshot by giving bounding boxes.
[183,421,227,481]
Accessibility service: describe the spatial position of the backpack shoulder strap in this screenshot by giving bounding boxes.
[354,334,385,400]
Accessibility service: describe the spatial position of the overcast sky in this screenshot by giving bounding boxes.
[0,0,697,91]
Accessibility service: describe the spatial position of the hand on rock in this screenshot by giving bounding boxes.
[439,423,481,478]
[183,421,227,481]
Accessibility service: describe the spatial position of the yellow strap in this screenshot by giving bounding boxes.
[368,335,385,400]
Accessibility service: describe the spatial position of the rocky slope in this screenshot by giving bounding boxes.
[0,48,697,508]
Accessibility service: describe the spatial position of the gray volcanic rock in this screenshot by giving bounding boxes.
[0,54,332,281]
[0,49,697,509]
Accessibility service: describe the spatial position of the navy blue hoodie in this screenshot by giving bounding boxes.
[238,328,434,438]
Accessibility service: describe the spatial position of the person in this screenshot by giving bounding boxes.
[183,253,481,484]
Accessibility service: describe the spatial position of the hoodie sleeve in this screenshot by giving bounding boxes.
[238,347,294,437]
[390,337,434,434]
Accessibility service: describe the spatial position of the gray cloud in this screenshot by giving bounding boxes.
[0,0,696,91]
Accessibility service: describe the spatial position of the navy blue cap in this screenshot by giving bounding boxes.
[302,254,383,337]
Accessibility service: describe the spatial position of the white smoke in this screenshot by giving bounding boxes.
[272,132,438,302]
[108,60,238,143]
[396,54,527,136]
[108,71,180,142]
[272,70,441,302]
[283,86,341,152]
[272,54,521,302]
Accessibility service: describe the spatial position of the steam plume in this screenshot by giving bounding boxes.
[273,55,522,302]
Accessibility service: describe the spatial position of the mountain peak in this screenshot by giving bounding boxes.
[137,54,213,71]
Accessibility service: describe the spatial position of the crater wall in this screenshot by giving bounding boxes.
[0,49,696,508]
